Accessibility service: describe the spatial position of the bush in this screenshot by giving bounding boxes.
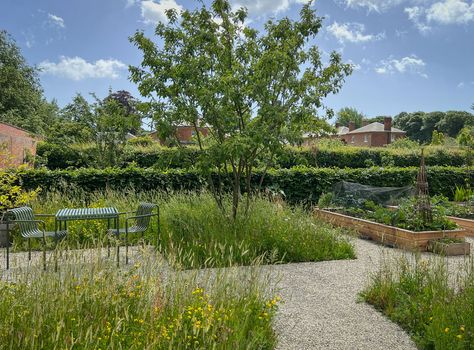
[16,166,473,203]
[37,142,469,170]
[362,255,474,349]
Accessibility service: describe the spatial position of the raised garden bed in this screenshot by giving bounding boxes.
[314,208,468,252]
[427,239,470,256]
[447,216,474,237]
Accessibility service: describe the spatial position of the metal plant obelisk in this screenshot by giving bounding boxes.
[415,149,433,224]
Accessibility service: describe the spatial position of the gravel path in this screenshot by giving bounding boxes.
[2,237,473,349]
[270,236,474,350]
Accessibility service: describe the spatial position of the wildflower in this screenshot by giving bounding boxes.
[460,325,465,332]
[457,334,463,340]
[445,327,450,333]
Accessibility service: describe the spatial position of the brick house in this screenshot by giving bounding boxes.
[0,122,38,167]
[150,125,209,145]
[339,117,405,147]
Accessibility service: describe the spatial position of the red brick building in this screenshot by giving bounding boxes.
[0,122,38,167]
[339,117,405,147]
[150,125,209,145]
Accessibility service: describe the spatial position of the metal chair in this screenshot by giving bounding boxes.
[7,206,67,270]
[108,202,159,265]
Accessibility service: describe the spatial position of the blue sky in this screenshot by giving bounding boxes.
[1,0,474,119]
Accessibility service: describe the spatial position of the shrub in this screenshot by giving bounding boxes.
[16,166,473,203]
[36,142,469,170]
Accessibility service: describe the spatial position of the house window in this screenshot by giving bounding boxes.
[364,134,368,143]
[191,131,196,137]
[351,136,355,144]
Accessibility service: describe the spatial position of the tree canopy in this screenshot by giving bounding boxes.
[335,107,365,129]
[394,110,474,143]
[130,0,352,217]
[0,30,57,135]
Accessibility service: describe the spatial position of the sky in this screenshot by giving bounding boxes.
[1,0,474,119]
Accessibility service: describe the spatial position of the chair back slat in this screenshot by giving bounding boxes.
[7,207,39,236]
[135,203,156,229]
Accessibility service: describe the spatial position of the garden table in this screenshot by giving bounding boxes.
[55,207,121,265]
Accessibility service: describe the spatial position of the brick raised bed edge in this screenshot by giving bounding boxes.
[314,208,467,252]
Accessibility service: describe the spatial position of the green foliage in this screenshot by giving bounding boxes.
[129,0,352,218]
[336,107,365,129]
[37,143,468,170]
[454,185,474,202]
[0,252,279,349]
[336,197,457,232]
[127,136,154,147]
[15,166,473,204]
[160,193,354,269]
[386,137,420,149]
[317,192,333,208]
[431,130,446,145]
[0,30,57,135]
[394,110,474,143]
[0,146,39,217]
[362,256,474,349]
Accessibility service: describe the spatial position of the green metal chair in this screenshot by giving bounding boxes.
[108,202,159,265]
[7,206,67,270]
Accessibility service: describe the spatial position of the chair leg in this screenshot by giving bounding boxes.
[42,238,47,271]
[28,238,31,261]
[125,230,129,265]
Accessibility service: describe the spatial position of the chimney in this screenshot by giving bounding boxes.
[362,120,368,127]
[384,117,392,131]
[348,121,356,132]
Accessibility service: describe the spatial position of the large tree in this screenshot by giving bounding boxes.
[335,107,365,129]
[0,30,56,134]
[130,0,351,218]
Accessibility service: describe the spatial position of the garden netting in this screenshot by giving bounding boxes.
[331,181,414,207]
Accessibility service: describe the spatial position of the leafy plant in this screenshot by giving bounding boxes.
[129,0,352,218]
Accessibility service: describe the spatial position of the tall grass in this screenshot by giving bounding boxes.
[361,255,474,349]
[0,247,279,349]
[15,189,354,269]
[160,193,355,269]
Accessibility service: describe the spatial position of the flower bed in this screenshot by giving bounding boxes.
[314,208,467,252]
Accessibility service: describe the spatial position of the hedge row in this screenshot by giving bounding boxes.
[19,166,473,203]
[37,142,467,170]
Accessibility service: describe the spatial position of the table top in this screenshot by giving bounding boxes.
[56,207,118,220]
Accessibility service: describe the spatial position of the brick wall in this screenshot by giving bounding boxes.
[0,123,38,167]
[175,126,209,144]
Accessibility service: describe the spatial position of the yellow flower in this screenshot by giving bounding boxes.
[444,328,450,333]
[457,334,463,340]
[460,325,465,332]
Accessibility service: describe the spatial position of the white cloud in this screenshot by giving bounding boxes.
[404,6,431,33]
[39,56,127,81]
[327,22,384,43]
[426,0,474,24]
[375,55,427,77]
[231,0,310,15]
[140,0,183,25]
[47,13,65,28]
[347,59,362,71]
[339,0,406,12]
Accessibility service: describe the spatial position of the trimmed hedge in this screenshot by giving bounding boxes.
[19,166,473,203]
[37,142,467,170]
